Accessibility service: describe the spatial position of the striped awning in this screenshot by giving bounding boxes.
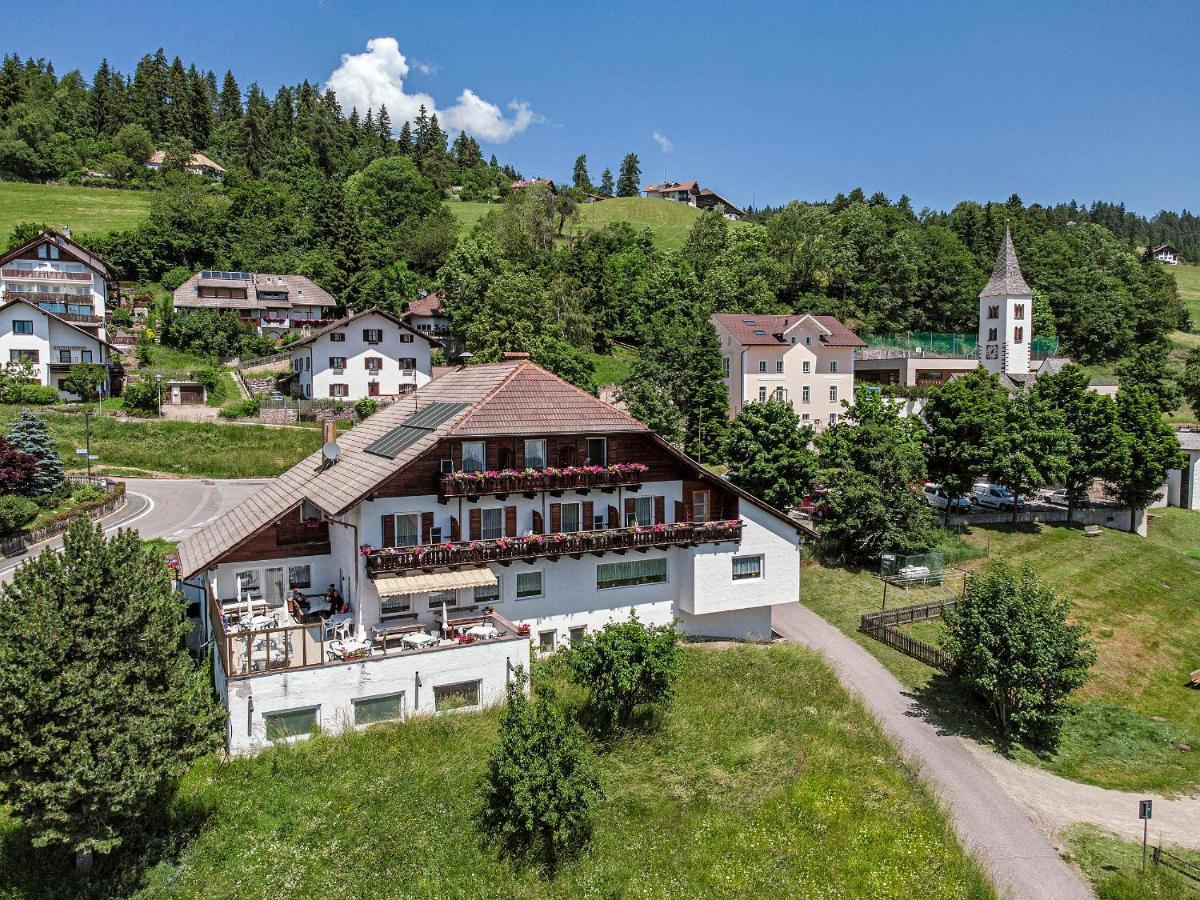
[373,568,497,596]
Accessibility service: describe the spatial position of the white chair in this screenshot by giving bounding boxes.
[322,618,340,641]
[335,618,354,641]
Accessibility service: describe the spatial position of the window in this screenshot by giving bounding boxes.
[561,502,581,533]
[987,305,999,319]
[394,513,419,547]
[539,630,556,653]
[692,490,710,522]
[773,387,785,402]
[801,413,810,422]
[264,706,319,742]
[1014,326,1024,343]
[597,557,668,589]
[586,437,607,466]
[732,555,763,580]
[722,356,730,376]
[758,360,767,373]
[235,569,260,595]
[462,441,486,472]
[380,594,412,619]
[829,360,838,373]
[516,571,543,599]
[330,332,345,343]
[802,361,811,374]
[828,412,839,426]
[758,387,767,402]
[364,357,383,372]
[569,626,587,646]
[631,495,654,527]
[353,692,405,726]
[1014,303,1025,320]
[434,681,480,711]
[987,328,997,342]
[305,357,310,370]
[481,507,503,540]
[287,565,311,589]
[398,333,414,343]
[13,320,32,335]
[474,579,500,605]
[329,384,349,397]
[329,356,346,370]
[776,360,784,373]
[829,386,838,403]
[429,590,457,610]
[363,328,383,343]
[59,349,72,363]
[399,357,416,371]
[805,336,812,346]
[802,385,810,404]
[524,439,547,469]
[80,350,92,363]
[9,349,38,363]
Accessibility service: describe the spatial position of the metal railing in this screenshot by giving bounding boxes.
[439,465,647,497]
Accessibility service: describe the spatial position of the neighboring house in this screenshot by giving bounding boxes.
[0,296,118,399]
[582,192,611,203]
[0,227,118,343]
[177,358,807,754]
[402,292,451,339]
[145,150,226,178]
[173,270,341,335]
[696,188,745,220]
[288,307,439,400]
[1152,244,1180,265]
[510,178,555,191]
[642,181,700,205]
[1166,429,1200,511]
[713,313,863,432]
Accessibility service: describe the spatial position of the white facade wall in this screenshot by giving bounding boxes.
[1166,449,1200,511]
[0,260,109,341]
[291,313,433,400]
[0,303,109,398]
[979,292,1032,376]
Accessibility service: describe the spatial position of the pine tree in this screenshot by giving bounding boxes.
[572,153,591,190]
[240,83,271,175]
[8,411,64,497]
[0,518,223,866]
[216,69,241,123]
[599,167,614,195]
[397,119,413,155]
[376,104,392,153]
[616,153,641,197]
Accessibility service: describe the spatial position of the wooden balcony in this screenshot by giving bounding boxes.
[45,309,102,325]
[1,268,91,281]
[439,464,648,499]
[365,520,743,575]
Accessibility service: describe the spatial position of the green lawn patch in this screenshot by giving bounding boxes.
[1062,824,1200,899]
[1170,263,1200,328]
[570,197,749,251]
[801,515,1200,793]
[0,645,991,898]
[0,183,153,240]
[445,198,499,232]
[590,348,634,387]
[0,407,317,479]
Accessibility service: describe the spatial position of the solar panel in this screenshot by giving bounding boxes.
[364,401,470,459]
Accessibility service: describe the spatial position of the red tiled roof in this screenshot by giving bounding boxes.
[405,292,444,317]
[812,315,866,347]
[711,313,864,347]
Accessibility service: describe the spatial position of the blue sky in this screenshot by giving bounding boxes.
[10,0,1198,214]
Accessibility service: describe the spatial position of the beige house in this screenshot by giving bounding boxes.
[712,313,863,431]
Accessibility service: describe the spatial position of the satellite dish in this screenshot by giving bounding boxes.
[322,440,341,463]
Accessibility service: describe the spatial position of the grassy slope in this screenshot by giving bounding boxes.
[0,407,318,479]
[1063,825,1200,899]
[802,513,1200,793]
[0,183,153,239]
[590,347,635,386]
[0,646,992,899]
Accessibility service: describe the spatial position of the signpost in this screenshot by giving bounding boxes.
[1139,799,1152,871]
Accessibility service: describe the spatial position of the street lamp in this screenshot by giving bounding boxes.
[155,373,163,419]
[75,411,99,479]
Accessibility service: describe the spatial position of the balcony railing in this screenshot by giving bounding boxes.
[365,519,743,575]
[439,463,648,498]
[1,268,91,281]
[43,309,102,324]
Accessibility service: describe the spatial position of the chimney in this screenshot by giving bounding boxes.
[322,419,337,446]
[61,225,71,239]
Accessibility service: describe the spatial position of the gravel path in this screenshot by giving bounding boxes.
[773,602,1094,900]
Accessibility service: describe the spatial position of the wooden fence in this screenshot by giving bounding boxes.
[1153,846,1200,884]
[0,481,126,557]
[860,598,958,670]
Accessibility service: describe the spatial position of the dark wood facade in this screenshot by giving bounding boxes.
[217,506,330,565]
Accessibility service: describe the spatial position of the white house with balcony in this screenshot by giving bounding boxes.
[288,308,439,401]
[173,270,341,336]
[177,358,807,754]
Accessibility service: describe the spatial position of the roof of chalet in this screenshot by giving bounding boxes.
[0,297,118,350]
[173,272,336,310]
[711,313,865,348]
[980,226,1033,298]
[146,150,226,173]
[176,360,809,579]
[404,292,445,317]
[696,188,744,216]
[643,181,698,194]
[1153,244,1179,253]
[285,307,440,349]
[0,229,119,281]
[510,178,554,189]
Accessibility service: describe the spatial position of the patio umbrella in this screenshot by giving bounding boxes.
[441,600,448,639]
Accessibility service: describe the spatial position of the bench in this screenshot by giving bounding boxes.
[1083,525,1102,537]
[1190,669,1200,688]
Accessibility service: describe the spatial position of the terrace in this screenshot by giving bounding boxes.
[438,463,647,499]
[1,267,91,282]
[365,519,744,575]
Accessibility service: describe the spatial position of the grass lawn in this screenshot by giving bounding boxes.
[445,198,499,232]
[1062,824,1200,899]
[0,645,992,899]
[802,514,1200,794]
[0,406,318,479]
[0,183,153,240]
[571,197,749,251]
[590,347,635,386]
[1170,263,1200,327]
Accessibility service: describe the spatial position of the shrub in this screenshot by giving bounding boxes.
[0,494,38,536]
[110,307,133,327]
[219,397,261,419]
[121,379,160,415]
[72,483,105,504]
[353,397,378,419]
[7,383,59,405]
[0,438,36,494]
[160,266,192,292]
[134,336,153,367]
[64,363,107,401]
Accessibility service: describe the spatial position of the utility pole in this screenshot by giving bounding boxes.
[84,411,92,479]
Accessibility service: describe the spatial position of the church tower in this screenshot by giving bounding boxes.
[978,226,1033,376]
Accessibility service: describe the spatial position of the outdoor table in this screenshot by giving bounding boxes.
[401,632,438,650]
[249,614,276,630]
[306,597,331,615]
[466,624,499,640]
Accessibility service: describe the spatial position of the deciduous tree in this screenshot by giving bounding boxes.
[1105,385,1184,531]
[726,399,816,510]
[923,368,1008,524]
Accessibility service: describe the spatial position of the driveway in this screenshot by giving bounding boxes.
[0,477,265,581]
[774,602,1094,900]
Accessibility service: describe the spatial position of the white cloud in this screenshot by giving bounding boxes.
[325,37,537,143]
[652,130,673,153]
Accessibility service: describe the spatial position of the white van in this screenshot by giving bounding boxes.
[921,483,971,514]
[972,482,1024,512]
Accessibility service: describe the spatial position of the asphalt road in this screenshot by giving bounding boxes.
[773,602,1094,900]
[0,477,266,581]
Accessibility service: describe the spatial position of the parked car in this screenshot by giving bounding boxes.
[921,483,972,514]
[972,482,1025,512]
[1044,488,1088,508]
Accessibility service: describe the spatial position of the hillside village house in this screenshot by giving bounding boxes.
[643,181,745,220]
[288,308,439,400]
[1166,429,1200,511]
[713,313,863,431]
[402,292,451,339]
[177,358,805,754]
[510,178,555,191]
[695,188,745,220]
[172,270,341,335]
[145,150,226,178]
[0,229,120,398]
[1152,244,1180,265]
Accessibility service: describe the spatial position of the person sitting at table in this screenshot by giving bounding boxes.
[334,594,351,616]
[289,588,311,621]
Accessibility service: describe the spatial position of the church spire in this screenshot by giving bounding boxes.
[980,225,1032,297]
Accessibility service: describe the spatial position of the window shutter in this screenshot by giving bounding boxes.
[421,511,434,544]
[504,505,517,537]
[675,500,685,522]
[469,508,481,541]
[381,514,395,548]
[532,510,544,534]
[582,500,594,530]
[515,440,525,468]
[608,504,619,528]
[450,515,461,542]
[654,495,665,525]
[624,497,635,525]
[550,502,561,534]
